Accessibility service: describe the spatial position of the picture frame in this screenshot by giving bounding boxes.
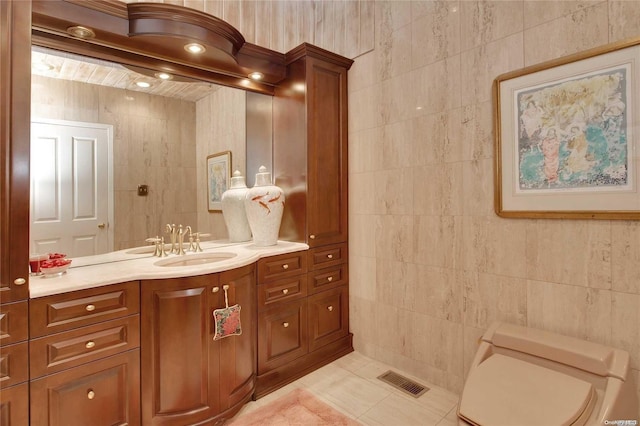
[494,37,640,220]
[206,151,231,212]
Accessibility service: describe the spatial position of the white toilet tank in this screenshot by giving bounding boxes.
[458,322,639,426]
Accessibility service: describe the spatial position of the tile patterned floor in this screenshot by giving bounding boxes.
[230,351,461,425]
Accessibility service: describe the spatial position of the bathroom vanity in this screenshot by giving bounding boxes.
[1,1,352,424]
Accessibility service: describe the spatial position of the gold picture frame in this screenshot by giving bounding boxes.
[494,37,640,220]
[206,151,231,212]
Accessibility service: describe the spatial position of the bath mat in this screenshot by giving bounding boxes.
[227,388,361,425]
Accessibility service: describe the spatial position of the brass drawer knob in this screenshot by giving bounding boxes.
[282,264,289,270]
[327,254,333,259]
[327,306,334,312]
[309,234,316,239]
[87,390,95,400]
[212,287,219,293]
[14,278,26,286]
[282,289,289,295]
[85,341,96,349]
[283,322,289,328]
[85,304,96,312]
[327,277,333,282]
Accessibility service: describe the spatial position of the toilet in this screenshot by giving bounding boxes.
[458,322,638,426]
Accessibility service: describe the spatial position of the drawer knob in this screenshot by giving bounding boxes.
[283,322,289,328]
[282,264,289,270]
[309,234,316,239]
[85,304,96,312]
[327,277,333,282]
[327,254,333,259]
[282,289,289,295]
[212,287,219,293]
[14,278,26,286]
[85,341,96,349]
[327,306,334,312]
[87,390,95,400]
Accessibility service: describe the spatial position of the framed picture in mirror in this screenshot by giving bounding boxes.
[207,151,232,212]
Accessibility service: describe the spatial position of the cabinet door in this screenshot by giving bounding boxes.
[0,0,31,303]
[308,286,349,352]
[306,57,348,247]
[141,274,220,426]
[218,265,256,410]
[30,350,140,426]
[0,382,29,426]
[258,299,308,374]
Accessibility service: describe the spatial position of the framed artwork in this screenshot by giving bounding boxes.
[494,37,640,219]
[206,151,231,212]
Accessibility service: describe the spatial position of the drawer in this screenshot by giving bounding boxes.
[0,341,29,389]
[308,286,349,352]
[30,315,140,379]
[257,276,307,310]
[257,251,307,283]
[257,300,308,374]
[308,243,347,271]
[308,264,348,295]
[30,281,140,338]
[30,349,141,426]
[0,301,29,346]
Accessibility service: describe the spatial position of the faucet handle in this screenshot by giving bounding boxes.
[145,237,161,243]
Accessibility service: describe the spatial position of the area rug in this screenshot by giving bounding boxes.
[227,388,361,425]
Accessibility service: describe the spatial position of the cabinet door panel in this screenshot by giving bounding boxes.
[308,264,348,295]
[258,276,307,309]
[0,342,28,389]
[308,286,348,352]
[30,350,140,426]
[0,301,28,346]
[257,251,307,282]
[258,300,308,373]
[141,275,220,426]
[0,382,29,426]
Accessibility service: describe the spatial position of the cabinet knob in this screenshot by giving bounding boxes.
[97,223,106,229]
[85,341,96,349]
[283,322,289,328]
[212,287,219,293]
[85,304,96,312]
[309,234,316,239]
[13,278,26,286]
[87,390,95,400]
[282,264,289,270]
[327,306,334,312]
[327,276,333,282]
[327,254,333,259]
[223,284,229,291]
[282,289,289,295]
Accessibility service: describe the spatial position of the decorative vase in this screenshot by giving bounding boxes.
[244,166,285,247]
[221,170,252,242]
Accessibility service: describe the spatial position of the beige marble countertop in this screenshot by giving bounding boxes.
[29,240,309,298]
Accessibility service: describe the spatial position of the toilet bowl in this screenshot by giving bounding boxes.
[458,322,638,426]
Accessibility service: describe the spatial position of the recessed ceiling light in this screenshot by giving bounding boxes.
[135,81,151,88]
[248,72,264,81]
[32,61,54,72]
[66,25,96,39]
[184,43,206,54]
[155,72,172,80]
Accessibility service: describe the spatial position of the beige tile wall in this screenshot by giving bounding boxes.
[31,75,197,250]
[129,0,640,408]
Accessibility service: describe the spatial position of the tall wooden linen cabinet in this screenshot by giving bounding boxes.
[255,44,353,397]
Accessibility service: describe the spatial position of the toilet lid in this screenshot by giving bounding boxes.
[458,354,596,426]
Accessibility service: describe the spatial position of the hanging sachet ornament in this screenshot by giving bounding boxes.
[213,285,242,340]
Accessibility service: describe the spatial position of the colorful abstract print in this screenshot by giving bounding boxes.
[517,68,629,192]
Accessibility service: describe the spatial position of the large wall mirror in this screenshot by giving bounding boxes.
[30,26,274,263]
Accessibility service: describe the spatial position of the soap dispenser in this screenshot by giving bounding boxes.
[221,170,252,242]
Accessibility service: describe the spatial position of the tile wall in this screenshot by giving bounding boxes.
[129,0,640,410]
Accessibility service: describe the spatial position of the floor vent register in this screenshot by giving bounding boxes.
[377,370,430,398]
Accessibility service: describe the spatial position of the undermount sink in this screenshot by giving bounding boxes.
[154,252,237,267]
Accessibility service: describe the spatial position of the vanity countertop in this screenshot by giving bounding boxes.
[29,240,309,298]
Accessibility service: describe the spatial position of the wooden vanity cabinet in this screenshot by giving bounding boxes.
[141,264,255,426]
[28,281,141,426]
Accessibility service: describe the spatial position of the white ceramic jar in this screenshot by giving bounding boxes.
[221,170,252,242]
[244,166,285,246]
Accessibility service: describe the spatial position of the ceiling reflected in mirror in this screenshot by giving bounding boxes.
[31,46,222,102]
